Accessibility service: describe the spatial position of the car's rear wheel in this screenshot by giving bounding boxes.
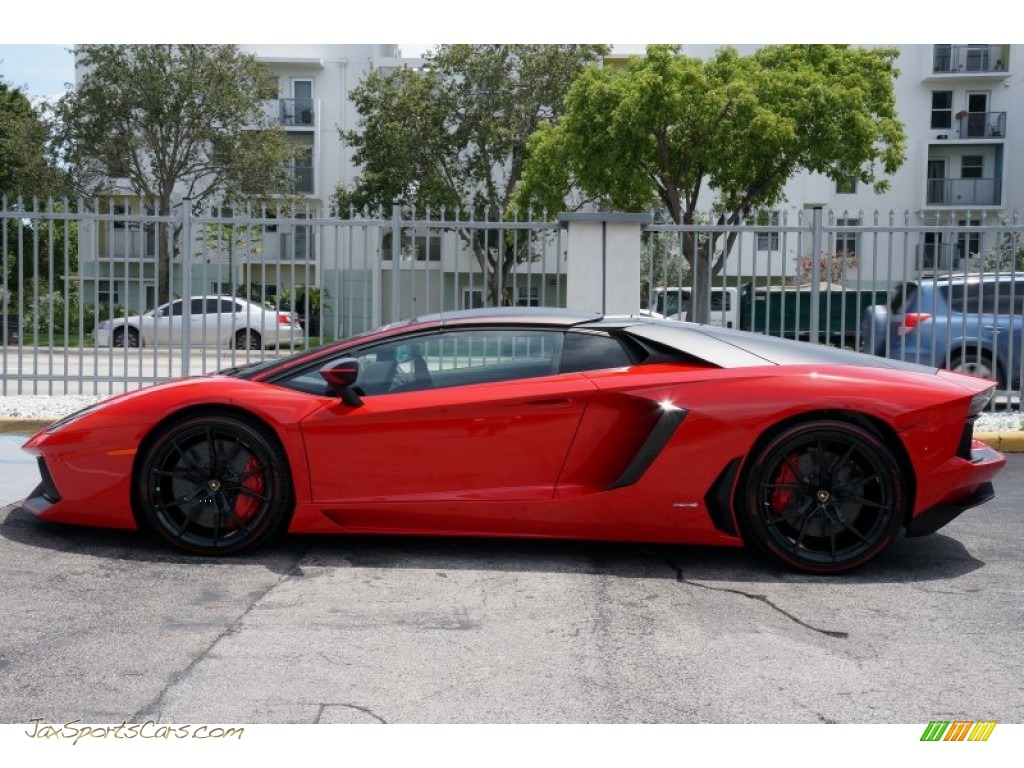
[113,327,140,348]
[950,351,1001,388]
[235,329,262,350]
[739,420,904,574]
[137,413,292,555]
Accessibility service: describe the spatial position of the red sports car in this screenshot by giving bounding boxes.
[21,308,1005,573]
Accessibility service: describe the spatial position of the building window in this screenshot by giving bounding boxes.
[961,155,984,178]
[98,282,120,306]
[755,212,780,251]
[292,147,314,194]
[835,175,857,194]
[957,219,981,263]
[516,286,540,307]
[931,91,953,129]
[462,289,484,309]
[835,218,860,259]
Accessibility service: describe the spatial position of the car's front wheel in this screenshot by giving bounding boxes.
[739,420,905,574]
[136,413,293,555]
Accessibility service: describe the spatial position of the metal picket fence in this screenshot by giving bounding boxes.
[1,198,565,395]
[3,196,1023,401]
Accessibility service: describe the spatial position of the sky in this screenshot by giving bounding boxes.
[0,1,997,104]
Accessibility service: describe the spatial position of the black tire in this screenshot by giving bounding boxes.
[137,413,293,555]
[113,327,140,348]
[949,351,1001,388]
[235,329,262,350]
[738,420,905,574]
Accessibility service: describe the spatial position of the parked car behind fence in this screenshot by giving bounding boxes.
[93,296,302,351]
[860,272,1024,392]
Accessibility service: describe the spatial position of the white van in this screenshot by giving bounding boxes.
[648,286,739,328]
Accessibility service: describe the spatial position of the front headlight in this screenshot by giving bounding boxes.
[96,320,112,331]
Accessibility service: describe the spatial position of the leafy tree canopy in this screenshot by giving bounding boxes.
[514,44,906,320]
[517,44,906,222]
[51,44,302,301]
[52,45,299,209]
[334,44,611,217]
[0,79,68,200]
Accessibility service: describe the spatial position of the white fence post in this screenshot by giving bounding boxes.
[559,213,650,315]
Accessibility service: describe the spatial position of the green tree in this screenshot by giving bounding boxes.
[516,44,907,322]
[334,44,610,304]
[51,45,300,302]
[0,79,68,200]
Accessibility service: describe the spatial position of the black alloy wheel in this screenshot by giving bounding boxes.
[137,413,292,555]
[740,420,905,574]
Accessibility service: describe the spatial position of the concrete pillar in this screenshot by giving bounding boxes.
[558,212,650,315]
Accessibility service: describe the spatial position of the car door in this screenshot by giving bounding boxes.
[297,327,598,519]
[191,297,236,347]
[148,300,185,345]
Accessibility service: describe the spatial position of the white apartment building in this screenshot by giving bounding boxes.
[73,43,1023,315]
[680,44,1021,282]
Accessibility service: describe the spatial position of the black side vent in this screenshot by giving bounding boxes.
[957,419,976,460]
[35,458,62,503]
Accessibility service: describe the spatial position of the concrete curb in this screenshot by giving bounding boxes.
[0,419,51,436]
[2,419,1022,450]
[974,431,1024,454]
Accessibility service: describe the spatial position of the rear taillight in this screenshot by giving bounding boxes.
[898,313,931,336]
[277,312,291,325]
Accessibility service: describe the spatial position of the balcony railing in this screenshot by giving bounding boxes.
[278,98,315,127]
[926,177,999,206]
[932,45,1009,74]
[958,111,1006,138]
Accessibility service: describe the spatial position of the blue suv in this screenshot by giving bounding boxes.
[861,273,1024,392]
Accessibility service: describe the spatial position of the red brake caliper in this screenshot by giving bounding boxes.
[770,453,800,514]
[232,455,265,526]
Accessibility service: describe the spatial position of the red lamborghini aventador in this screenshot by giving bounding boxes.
[21,308,1005,573]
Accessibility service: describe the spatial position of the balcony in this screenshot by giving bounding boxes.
[957,111,1006,139]
[932,45,1010,75]
[278,98,315,128]
[926,177,1000,206]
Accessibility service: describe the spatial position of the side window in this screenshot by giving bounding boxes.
[560,331,632,373]
[218,299,238,313]
[357,328,562,395]
[985,281,1024,315]
[271,328,563,398]
[190,298,206,315]
[169,301,184,317]
[942,284,967,313]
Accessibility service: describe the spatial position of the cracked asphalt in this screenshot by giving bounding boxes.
[0,456,1021,724]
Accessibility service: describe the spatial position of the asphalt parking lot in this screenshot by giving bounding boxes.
[0,453,1021,725]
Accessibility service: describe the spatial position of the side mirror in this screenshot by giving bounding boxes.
[319,358,363,408]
